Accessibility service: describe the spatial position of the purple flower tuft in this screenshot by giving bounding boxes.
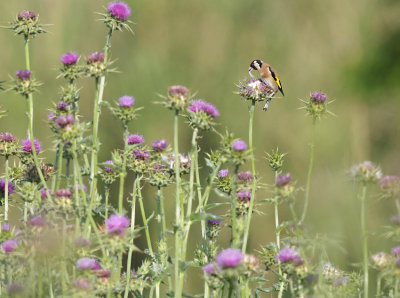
[133,149,150,160]
[76,257,99,270]
[232,140,247,151]
[61,52,79,65]
[276,247,303,266]
[103,160,115,172]
[72,184,87,192]
[48,112,56,122]
[392,246,400,257]
[202,263,219,275]
[118,95,135,107]
[21,138,41,153]
[57,101,68,111]
[310,91,327,103]
[56,115,75,128]
[55,189,72,198]
[106,214,130,236]
[168,85,189,98]
[16,70,31,81]
[152,139,168,152]
[2,240,18,254]
[218,169,229,178]
[18,10,36,20]
[216,248,243,268]
[380,175,400,189]
[0,132,16,143]
[87,52,104,63]
[108,1,131,20]
[40,188,51,199]
[237,190,252,202]
[2,224,10,231]
[128,134,144,145]
[207,219,221,226]
[238,171,253,182]
[189,100,219,118]
[0,179,14,195]
[28,216,46,227]
[275,173,291,187]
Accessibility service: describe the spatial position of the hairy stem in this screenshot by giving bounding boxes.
[360,184,368,298]
[301,121,315,222]
[138,178,153,256]
[118,127,129,213]
[242,99,257,253]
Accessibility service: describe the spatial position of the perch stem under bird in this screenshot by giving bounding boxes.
[249,59,284,110]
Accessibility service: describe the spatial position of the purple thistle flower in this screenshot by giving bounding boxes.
[103,160,115,172]
[76,257,99,270]
[207,219,221,226]
[310,91,327,103]
[237,190,252,202]
[2,224,10,231]
[152,139,168,152]
[57,101,68,111]
[276,247,303,266]
[133,149,150,160]
[73,278,90,291]
[47,112,56,122]
[61,52,79,65]
[202,263,220,275]
[108,1,131,20]
[0,179,15,195]
[87,52,104,63]
[18,10,36,20]
[106,214,130,236]
[233,139,247,151]
[55,188,72,198]
[127,134,144,145]
[2,240,18,254]
[168,85,189,98]
[21,138,41,153]
[75,237,90,248]
[218,169,229,178]
[28,216,46,227]
[40,188,51,199]
[380,175,400,189]
[216,248,243,268]
[392,246,400,257]
[238,171,253,182]
[0,132,16,143]
[118,95,135,107]
[276,173,291,187]
[97,269,111,279]
[56,115,75,128]
[15,70,31,81]
[189,100,220,118]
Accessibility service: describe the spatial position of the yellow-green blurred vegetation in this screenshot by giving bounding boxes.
[1,0,399,294]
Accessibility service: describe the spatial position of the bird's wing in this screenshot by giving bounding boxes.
[268,66,284,95]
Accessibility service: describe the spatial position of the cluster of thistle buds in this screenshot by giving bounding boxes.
[164,85,191,111]
[11,69,40,96]
[111,95,142,126]
[274,173,295,201]
[350,160,382,184]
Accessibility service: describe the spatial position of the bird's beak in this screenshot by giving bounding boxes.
[248,67,254,78]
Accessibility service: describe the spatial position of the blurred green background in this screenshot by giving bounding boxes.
[1,0,400,294]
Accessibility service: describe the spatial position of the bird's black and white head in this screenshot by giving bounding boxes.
[250,59,263,71]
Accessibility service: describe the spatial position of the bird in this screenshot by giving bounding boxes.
[248,59,284,110]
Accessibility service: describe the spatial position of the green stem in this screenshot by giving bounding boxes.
[4,156,9,223]
[105,186,110,219]
[156,187,167,241]
[173,110,182,298]
[24,39,51,198]
[242,100,257,253]
[360,184,368,298]
[274,172,285,298]
[118,127,129,213]
[124,178,138,298]
[301,121,315,222]
[89,28,113,208]
[137,178,153,255]
[55,142,64,190]
[376,274,381,297]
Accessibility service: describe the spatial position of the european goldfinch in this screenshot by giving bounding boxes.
[249,59,284,110]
